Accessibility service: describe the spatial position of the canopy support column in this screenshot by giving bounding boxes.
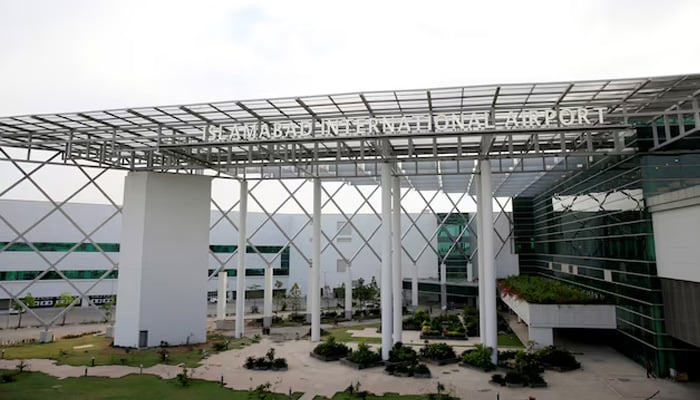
[310,178,322,342]
[380,163,393,359]
[235,180,247,338]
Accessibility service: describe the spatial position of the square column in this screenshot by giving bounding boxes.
[380,163,393,359]
[392,175,403,343]
[114,172,211,348]
[235,180,247,338]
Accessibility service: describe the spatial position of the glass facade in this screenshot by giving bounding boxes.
[514,150,699,377]
[0,242,291,280]
[436,213,471,281]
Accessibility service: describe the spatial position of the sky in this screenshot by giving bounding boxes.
[1,0,699,116]
[1,0,699,211]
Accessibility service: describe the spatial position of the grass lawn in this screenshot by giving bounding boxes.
[0,370,303,400]
[0,332,257,368]
[324,323,381,344]
[497,333,523,347]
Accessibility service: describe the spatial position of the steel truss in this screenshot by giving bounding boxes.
[1,74,698,194]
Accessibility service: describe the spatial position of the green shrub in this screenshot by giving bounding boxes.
[490,373,505,385]
[313,336,350,358]
[388,342,418,363]
[244,348,289,370]
[347,343,381,365]
[421,343,456,361]
[403,309,431,330]
[461,344,495,370]
[504,371,527,384]
[535,346,580,369]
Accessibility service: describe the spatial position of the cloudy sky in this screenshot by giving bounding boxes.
[1,0,699,116]
[1,0,699,211]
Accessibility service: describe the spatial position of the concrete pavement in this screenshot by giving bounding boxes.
[2,332,700,399]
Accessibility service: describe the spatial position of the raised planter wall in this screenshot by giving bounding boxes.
[501,293,616,347]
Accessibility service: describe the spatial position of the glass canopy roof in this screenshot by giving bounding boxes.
[1,74,698,196]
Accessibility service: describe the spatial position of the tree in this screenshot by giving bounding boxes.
[55,292,75,326]
[15,293,35,329]
[353,276,379,306]
[287,282,302,312]
[273,280,286,312]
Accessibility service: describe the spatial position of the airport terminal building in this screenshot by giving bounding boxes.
[1,74,699,377]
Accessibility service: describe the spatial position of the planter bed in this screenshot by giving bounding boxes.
[248,366,288,372]
[340,358,385,370]
[309,352,343,362]
[529,381,548,388]
[385,370,432,379]
[506,382,527,388]
[421,357,459,366]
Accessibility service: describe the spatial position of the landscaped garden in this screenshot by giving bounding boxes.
[488,345,581,388]
[244,347,288,371]
[384,342,431,378]
[498,275,605,304]
[0,331,255,368]
[341,343,383,369]
[311,336,352,361]
[0,369,303,400]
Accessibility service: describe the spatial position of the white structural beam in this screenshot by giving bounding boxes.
[479,160,498,364]
[380,163,394,359]
[235,180,247,338]
[263,266,273,329]
[217,271,227,321]
[345,265,353,320]
[392,174,403,343]
[310,178,322,342]
[476,174,486,341]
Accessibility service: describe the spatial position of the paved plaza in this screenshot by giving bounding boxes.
[1,321,699,400]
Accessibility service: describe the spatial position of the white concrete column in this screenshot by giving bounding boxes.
[235,179,247,338]
[476,174,486,341]
[114,172,211,347]
[392,175,403,343]
[411,263,419,307]
[263,266,273,329]
[217,271,227,321]
[479,159,498,364]
[467,262,473,282]
[380,163,393,359]
[345,264,353,320]
[306,265,312,322]
[311,178,322,342]
[440,262,447,311]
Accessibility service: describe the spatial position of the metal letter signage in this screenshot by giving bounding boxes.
[201,107,607,143]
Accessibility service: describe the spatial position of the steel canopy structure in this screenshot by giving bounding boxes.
[2,74,700,360]
[2,74,699,197]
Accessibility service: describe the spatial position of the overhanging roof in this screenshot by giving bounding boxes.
[1,74,699,197]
